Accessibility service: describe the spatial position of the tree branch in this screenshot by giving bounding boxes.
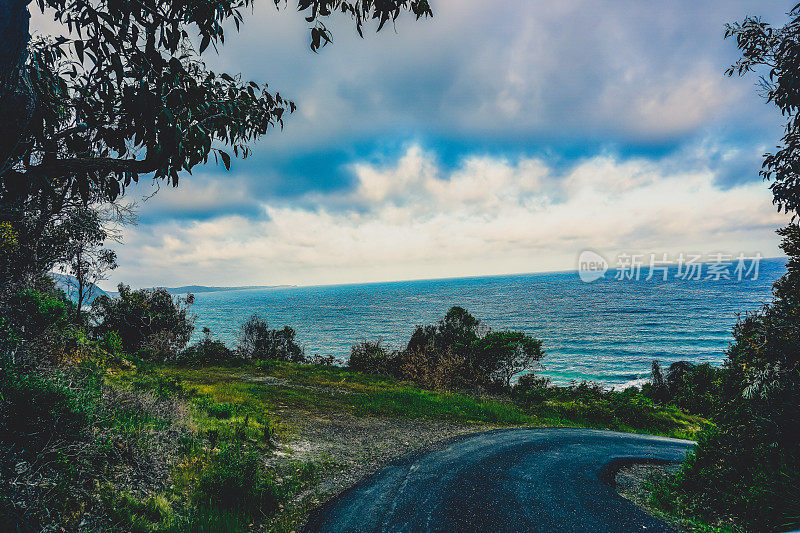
[19,150,168,179]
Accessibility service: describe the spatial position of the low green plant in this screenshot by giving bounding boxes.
[102,488,174,533]
[192,444,280,521]
[0,362,99,452]
[205,402,236,420]
[131,372,185,400]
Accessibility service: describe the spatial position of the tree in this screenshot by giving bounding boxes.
[725,5,800,217]
[0,1,432,260]
[236,313,303,362]
[91,284,195,359]
[664,361,720,416]
[407,306,482,356]
[58,207,119,317]
[650,9,800,527]
[401,307,546,390]
[649,360,669,406]
[65,243,116,314]
[473,331,544,387]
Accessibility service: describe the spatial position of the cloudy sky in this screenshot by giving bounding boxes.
[35,1,793,288]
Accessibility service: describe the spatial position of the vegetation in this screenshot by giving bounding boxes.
[0,0,435,529]
[3,0,800,529]
[649,226,800,532]
[92,284,196,361]
[0,273,715,531]
[122,360,705,439]
[237,314,304,363]
[179,327,237,366]
[348,307,544,392]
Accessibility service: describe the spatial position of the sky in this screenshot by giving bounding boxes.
[33,1,794,288]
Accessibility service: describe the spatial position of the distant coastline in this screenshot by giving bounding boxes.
[113,284,296,296]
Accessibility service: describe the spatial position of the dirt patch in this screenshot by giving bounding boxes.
[615,462,685,532]
[279,409,488,496]
[615,462,679,504]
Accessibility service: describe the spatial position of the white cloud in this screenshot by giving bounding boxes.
[108,145,789,288]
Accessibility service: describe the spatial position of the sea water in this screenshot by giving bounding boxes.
[187,258,785,387]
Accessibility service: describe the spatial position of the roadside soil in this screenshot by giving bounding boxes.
[278,408,490,491]
[614,462,687,533]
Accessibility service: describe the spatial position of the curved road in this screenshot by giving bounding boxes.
[306,428,693,533]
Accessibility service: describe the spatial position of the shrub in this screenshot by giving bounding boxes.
[664,361,721,417]
[179,328,237,365]
[511,373,552,405]
[206,402,236,420]
[0,362,99,452]
[92,284,195,360]
[101,330,124,356]
[236,314,303,362]
[304,353,338,365]
[193,445,279,518]
[347,340,398,375]
[0,362,103,531]
[3,280,82,365]
[398,345,466,391]
[396,307,545,391]
[102,489,173,533]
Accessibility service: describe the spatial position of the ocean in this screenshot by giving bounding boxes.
[187,258,786,388]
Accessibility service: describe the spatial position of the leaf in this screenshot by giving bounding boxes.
[111,54,124,81]
[219,150,231,170]
[200,34,210,53]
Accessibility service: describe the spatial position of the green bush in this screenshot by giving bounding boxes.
[101,330,124,356]
[193,445,280,518]
[351,307,546,392]
[205,402,236,420]
[0,362,103,531]
[102,489,173,533]
[2,281,82,365]
[511,373,552,405]
[348,340,398,375]
[0,362,99,452]
[13,283,76,338]
[179,328,238,366]
[664,361,721,417]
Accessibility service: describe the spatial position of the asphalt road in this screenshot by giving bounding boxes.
[305,428,694,533]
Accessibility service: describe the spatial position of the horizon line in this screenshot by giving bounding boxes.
[101,255,787,293]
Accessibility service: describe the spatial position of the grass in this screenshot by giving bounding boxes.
[109,361,709,440]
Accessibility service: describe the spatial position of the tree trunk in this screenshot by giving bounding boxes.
[0,0,33,175]
[76,248,85,318]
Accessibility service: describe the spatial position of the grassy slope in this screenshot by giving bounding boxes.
[112,361,709,440]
